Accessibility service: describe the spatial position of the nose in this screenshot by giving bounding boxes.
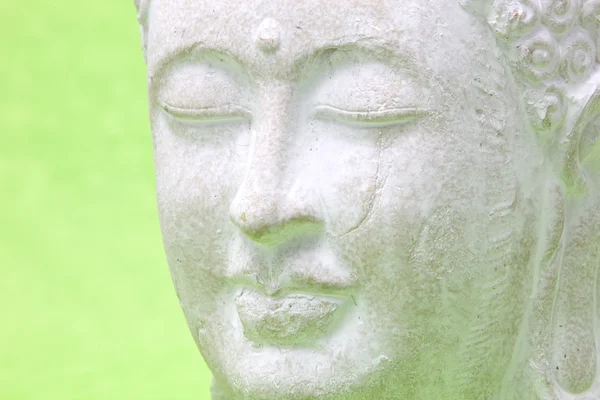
[229,183,323,246]
[229,94,323,246]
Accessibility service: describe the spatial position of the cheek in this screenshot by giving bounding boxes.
[337,127,493,304]
[152,113,250,296]
[154,113,249,227]
[311,125,381,235]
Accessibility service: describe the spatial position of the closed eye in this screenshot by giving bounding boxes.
[313,104,430,128]
[160,103,252,126]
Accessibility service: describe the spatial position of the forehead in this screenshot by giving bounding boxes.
[145,0,484,81]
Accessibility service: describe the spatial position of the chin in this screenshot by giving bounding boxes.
[194,297,397,400]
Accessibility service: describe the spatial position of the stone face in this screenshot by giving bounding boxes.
[135,0,600,398]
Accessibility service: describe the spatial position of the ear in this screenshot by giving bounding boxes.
[561,87,600,195]
[543,87,600,397]
[133,0,146,23]
[545,186,600,397]
[575,89,600,192]
[133,0,149,61]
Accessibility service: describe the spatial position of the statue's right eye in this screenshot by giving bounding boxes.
[159,103,252,126]
[155,56,252,128]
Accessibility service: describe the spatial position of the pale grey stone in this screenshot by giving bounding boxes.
[134,0,600,398]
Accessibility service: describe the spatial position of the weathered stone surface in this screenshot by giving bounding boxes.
[135,0,600,397]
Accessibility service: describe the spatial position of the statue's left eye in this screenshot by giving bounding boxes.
[313,104,430,128]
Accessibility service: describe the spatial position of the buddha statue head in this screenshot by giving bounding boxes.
[134,0,600,398]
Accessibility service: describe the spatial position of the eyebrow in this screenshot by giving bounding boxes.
[150,44,248,89]
[293,37,419,74]
[150,35,419,89]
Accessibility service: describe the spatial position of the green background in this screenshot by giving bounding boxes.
[1,1,213,398]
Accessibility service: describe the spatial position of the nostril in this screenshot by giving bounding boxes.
[234,217,323,246]
[229,173,324,245]
[229,192,279,235]
[229,190,324,246]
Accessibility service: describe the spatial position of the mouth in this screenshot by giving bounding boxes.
[235,287,350,347]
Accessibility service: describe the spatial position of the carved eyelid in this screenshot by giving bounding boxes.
[313,104,431,128]
[160,102,252,124]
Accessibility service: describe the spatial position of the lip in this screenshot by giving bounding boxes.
[230,274,356,297]
[235,287,350,347]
